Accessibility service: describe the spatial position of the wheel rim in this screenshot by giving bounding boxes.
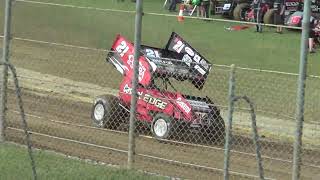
[153,119,168,138]
[94,103,105,122]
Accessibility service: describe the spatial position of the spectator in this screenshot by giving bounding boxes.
[210,0,217,15]
[309,16,317,53]
[169,0,179,12]
[252,0,263,32]
[201,0,210,19]
[273,0,285,33]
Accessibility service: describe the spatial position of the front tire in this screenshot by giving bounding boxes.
[151,114,173,140]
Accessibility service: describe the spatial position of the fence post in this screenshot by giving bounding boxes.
[243,96,264,179]
[0,0,13,143]
[223,64,236,180]
[128,0,143,169]
[292,0,311,179]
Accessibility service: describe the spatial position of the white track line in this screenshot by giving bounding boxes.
[10,110,320,169]
[7,126,275,180]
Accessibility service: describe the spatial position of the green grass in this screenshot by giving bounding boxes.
[0,143,166,180]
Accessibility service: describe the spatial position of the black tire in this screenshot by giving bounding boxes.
[151,113,173,140]
[91,95,121,128]
[238,0,249,3]
[263,9,275,24]
[233,3,249,21]
[204,112,225,145]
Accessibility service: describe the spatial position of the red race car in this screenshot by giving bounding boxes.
[91,32,225,143]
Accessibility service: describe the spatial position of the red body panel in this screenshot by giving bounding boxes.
[119,70,193,123]
[111,35,154,87]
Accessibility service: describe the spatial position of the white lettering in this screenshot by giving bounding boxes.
[182,54,192,66]
[177,98,191,114]
[285,2,299,7]
[193,54,201,63]
[138,62,146,81]
[172,40,185,53]
[195,65,206,75]
[123,84,132,94]
[143,94,167,109]
[200,59,209,70]
[127,55,134,68]
[115,41,129,57]
[185,47,195,57]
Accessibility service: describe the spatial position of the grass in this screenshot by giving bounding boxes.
[0,143,166,180]
[0,0,319,121]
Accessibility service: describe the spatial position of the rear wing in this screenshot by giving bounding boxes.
[107,32,212,89]
[164,32,212,89]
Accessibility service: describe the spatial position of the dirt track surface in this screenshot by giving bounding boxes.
[4,88,320,180]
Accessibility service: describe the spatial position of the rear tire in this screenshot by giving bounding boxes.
[91,95,121,128]
[233,3,249,21]
[263,9,275,24]
[204,112,225,145]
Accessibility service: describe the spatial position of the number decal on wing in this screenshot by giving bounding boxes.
[116,41,129,57]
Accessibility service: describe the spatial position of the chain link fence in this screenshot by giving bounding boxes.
[1,0,319,179]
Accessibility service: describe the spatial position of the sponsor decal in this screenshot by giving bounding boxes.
[123,85,167,109]
[285,2,300,7]
[123,84,143,96]
[182,54,192,66]
[187,99,210,109]
[171,39,208,74]
[176,97,191,114]
[144,48,173,65]
[123,84,132,94]
[143,94,168,110]
[195,65,206,75]
[185,47,194,57]
[138,62,146,82]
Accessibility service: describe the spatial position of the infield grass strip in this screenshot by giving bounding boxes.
[0,143,166,180]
